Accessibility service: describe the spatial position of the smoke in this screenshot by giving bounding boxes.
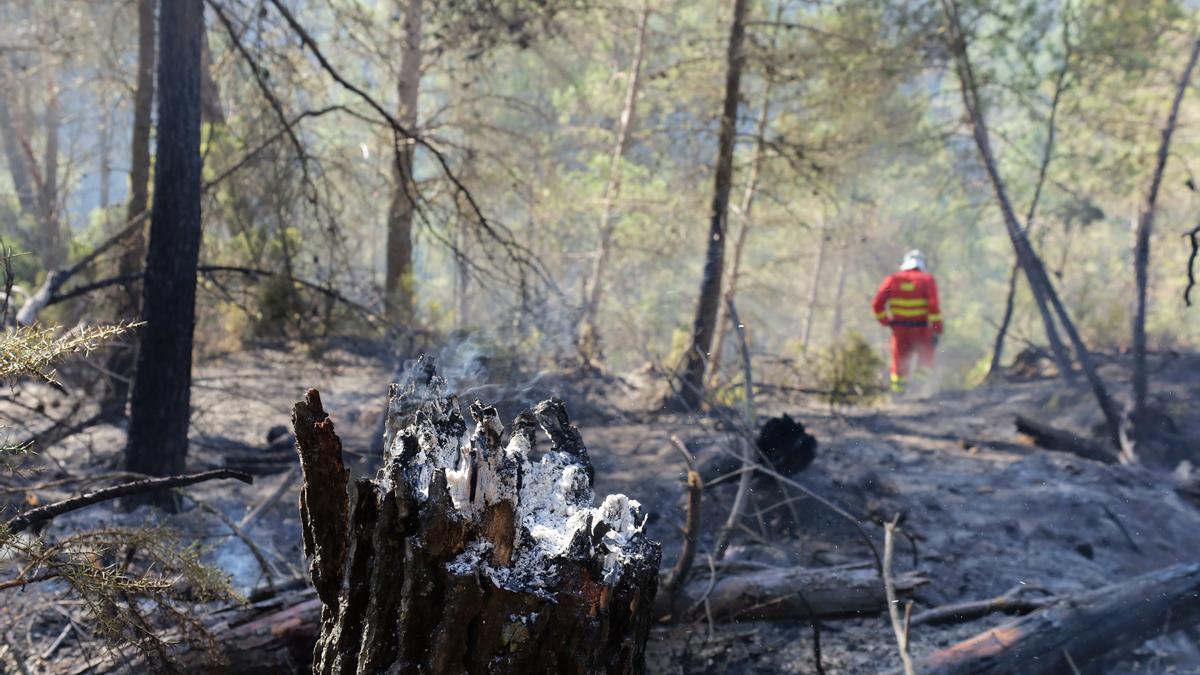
[385,331,586,428]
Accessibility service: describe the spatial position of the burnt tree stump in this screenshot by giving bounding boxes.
[291,367,660,674]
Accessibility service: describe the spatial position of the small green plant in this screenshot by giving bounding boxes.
[0,323,137,387]
[0,317,236,669]
[252,273,303,338]
[814,331,887,408]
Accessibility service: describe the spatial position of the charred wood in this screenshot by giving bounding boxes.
[915,561,1200,674]
[1014,415,1117,463]
[660,564,926,622]
[291,364,660,674]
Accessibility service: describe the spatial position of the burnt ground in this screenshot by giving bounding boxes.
[3,345,1200,673]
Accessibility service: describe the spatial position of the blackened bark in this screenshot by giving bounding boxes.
[293,365,660,674]
[124,0,204,509]
[100,0,156,419]
[675,0,749,409]
[707,36,777,387]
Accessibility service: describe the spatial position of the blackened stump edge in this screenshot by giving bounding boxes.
[292,367,660,674]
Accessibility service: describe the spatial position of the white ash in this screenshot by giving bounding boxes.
[381,376,651,594]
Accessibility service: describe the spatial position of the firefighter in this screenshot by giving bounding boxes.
[872,250,942,393]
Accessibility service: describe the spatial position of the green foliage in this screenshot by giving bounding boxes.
[2,525,236,668]
[0,323,136,386]
[814,331,887,408]
[0,322,236,667]
[252,274,303,338]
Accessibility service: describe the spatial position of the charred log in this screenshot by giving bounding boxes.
[1014,415,1117,464]
[660,564,926,622]
[916,561,1200,674]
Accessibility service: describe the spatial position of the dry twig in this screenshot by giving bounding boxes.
[713,296,755,560]
[884,515,915,675]
[663,436,703,601]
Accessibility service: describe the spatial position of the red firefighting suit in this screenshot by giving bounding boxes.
[872,269,942,391]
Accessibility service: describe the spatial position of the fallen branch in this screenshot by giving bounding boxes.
[73,588,323,674]
[238,466,299,533]
[1015,415,1117,463]
[916,561,1200,674]
[909,585,1054,627]
[4,469,252,534]
[660,563,927,622]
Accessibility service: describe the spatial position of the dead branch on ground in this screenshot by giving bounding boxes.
[1014,415,1117,463]
[915,561,1200,674]
[883,516,915,675]
[909,585,1054,627]
[661,562,927,622]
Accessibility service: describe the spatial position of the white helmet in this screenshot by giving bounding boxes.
[900,249,926,272]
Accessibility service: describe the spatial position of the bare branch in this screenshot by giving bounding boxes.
[4,469,253,535]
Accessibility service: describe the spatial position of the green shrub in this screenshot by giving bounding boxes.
[814,330,886,408]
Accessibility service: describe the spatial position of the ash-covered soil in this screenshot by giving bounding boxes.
[3,345,1200,673]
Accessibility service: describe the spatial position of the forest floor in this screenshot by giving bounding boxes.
[3,342,1200,673]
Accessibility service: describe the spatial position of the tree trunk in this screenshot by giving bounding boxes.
[1,70,68,271]
[123,0,204,510]
[577,0,651,366]
[707,51,775,388]
[916,561,1200,674]
[943,0,1122,447]
[99,103,111,212]
[1131,38,1200,434]
[31,83,65,270]
[801,220,829,349]
[996,22,1076,385]
[986,260,1020,380]
[674,0,749,410]
[0,70,38,220]
[830,254,848,342]
[99,0,156,419]
[291,368,661,674]
[385,0,424,323]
